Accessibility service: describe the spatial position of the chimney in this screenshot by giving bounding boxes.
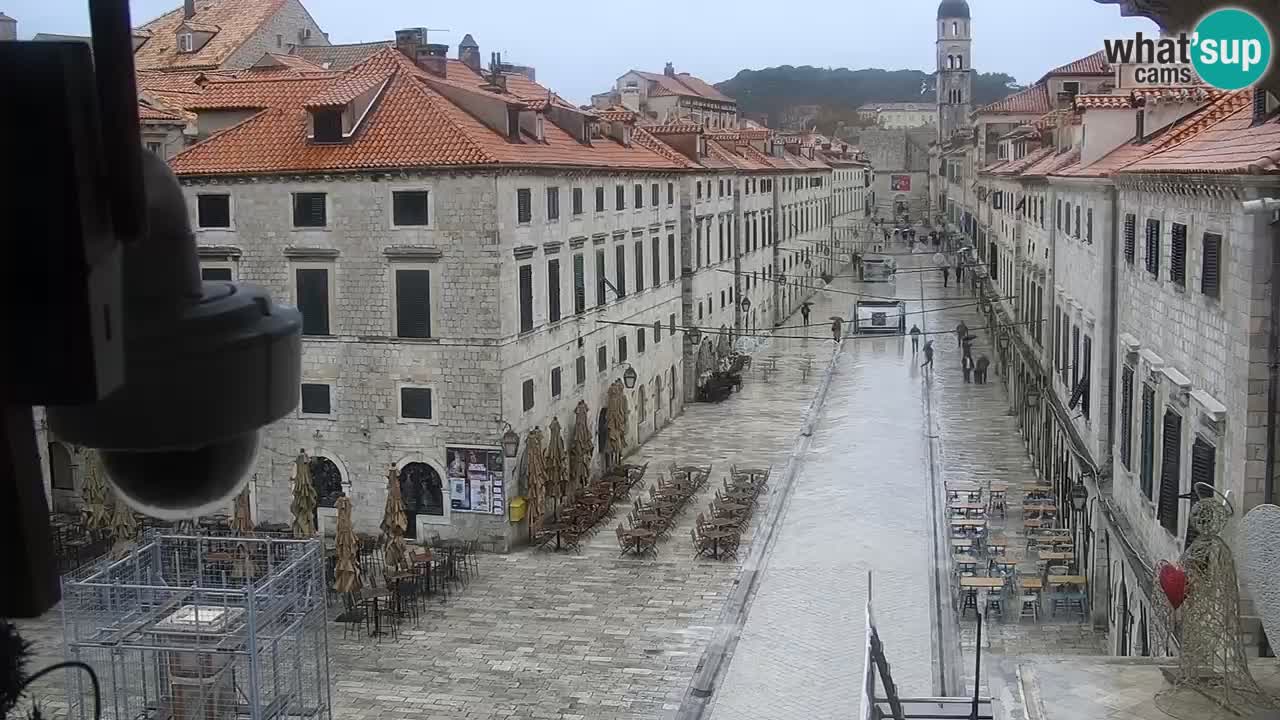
[0,12,16,41]
[415,43,448,78]
[458,33,480,72]
[183,0,195,19]
[394,27,425,62]
[664,62,675,77]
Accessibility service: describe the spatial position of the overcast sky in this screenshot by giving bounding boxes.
[7,0,1156,104]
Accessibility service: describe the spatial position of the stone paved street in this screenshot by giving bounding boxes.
[14,275,850,720]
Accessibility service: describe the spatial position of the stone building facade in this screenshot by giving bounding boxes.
[591,65,738,130]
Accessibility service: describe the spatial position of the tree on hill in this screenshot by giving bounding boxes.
[715,65,1020,131]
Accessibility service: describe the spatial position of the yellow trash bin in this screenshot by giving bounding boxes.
[509,496,527,523]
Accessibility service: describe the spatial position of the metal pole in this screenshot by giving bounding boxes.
[971,612,983,720]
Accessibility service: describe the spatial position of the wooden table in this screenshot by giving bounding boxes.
[1023,518,1049,528]
[960,576,1006,589]
[1020,577,1044,591]
[949,501,986,512]
[706,516,739,529]
[623,528,656,556]
[950,519,987,529]
[954,554,980,573]
[703,529,736,559]
[950,539,973,550]
[1039,551,1075,562]
[715,501,747,515]
[1047,575,1087,586]
[1023,504,1058,513]
[724,491,756,503]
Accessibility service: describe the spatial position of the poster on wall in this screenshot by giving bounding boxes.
[891,175,912,192]
[446,446,505,516]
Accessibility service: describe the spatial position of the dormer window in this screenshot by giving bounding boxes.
[178,32,194,53]
[312,108,343,143]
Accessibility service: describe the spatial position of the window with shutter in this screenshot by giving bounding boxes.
[1170,223,1187,286]
[521,379,534,412]
[546,187,560,221]
[634,183,644,208]
[401,387,433,419]
[1201,233,1222,298]
[547,259,561,323]
[618,336,627,362]
[517,188,532,223]
[392,190,429,226]
[1074,205,1081,238]
[1086,208,1093,243]
[300,383,331,415]
[1081,334,1092,418]
[202,266,233,281]
[651,237,661,287]
[197,194,231,228]
[292,192,327,227]
[637,327,646,354]
[518,264,534,332]
[595,186,605,212]
[651,183,659,206]
[1140,385,1155,499]
[573,254,586,314]
[1124,214,1136,264]
[667,234,676,282]
[1145,219,1160,276]
[395,269,432,338]
[572,188,583,216]
[597,345,607,372]
[550,367,562,398]
[667,182,674,205]
[654,320,662,342]
[669,313,676,337]
[595,250,606,306]
[1158,410,1183,534]
[1120,366,1133,470]
[296,268,330,335]
[575,356,586,385]
[695,223,703,267]
[1187,437,1216,545]
[615,245,627,297]
[1071,325,1080,390]
[616,185,625,210]
[1054,313,1062,371]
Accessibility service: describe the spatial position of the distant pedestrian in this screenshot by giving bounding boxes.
[800,304,810,326]
[942,266,950,287]
[909,324,921,353]
[962,335,974,360]
[955,261,964,283]
[956,321,968,348]
[921,340,935,371]
[831,317,843,344]
[962,354,974,384]
[975,355,990,384]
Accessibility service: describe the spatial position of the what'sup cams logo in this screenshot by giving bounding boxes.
[1103,7,1273,90]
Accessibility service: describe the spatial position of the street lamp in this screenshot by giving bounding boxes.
[740,297,752,312]
[1025,384,1041,409]
[1070,477,1089,513]
[687,326,702,345]
[804,257,812,268]
[622,364,638,389]
[499,422,520,458]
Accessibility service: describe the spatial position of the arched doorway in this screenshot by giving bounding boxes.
[400,462,444,539]
[310,456,344,510]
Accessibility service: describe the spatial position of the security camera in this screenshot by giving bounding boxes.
[46,150,303,520]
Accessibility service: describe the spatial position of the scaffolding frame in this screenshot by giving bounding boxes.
[61,532,332,720]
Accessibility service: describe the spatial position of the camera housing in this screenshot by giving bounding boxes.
[46,150,302,519]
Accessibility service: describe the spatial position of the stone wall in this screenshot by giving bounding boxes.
[223,0,328,70]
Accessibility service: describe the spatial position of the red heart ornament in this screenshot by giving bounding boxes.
[1158,562,1188,609]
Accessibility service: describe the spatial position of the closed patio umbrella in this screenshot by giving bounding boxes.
[569,400,593,494]
[109,491,137,559]
[333,496,362,594]
[546,417,566,519]
[231,485,254,535]
[382,465,409,574]
[80,451,111,533]
[606,381,627,467]
[525,426,546,532]
[716,324,732,359]
[290,450,318,538]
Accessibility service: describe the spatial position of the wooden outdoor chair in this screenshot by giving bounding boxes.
[691,528,712,559]
[615,525,634,556]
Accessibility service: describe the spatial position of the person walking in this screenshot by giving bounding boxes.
[921,340,935,371]
[962,353,974,384]
[909,324,921,354]
[942,266,950,287]
[975,354,990,384]
[955,259,964,283]
[800,303,811,326]
[956,320,968,348]
[831,317,843,344]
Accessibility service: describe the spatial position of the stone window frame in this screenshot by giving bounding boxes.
[396,382,439,425]
[387,184,437,231]
[200,260,238,282]
[290,258,337,337]
[298,381,337,420]
[195,191,236,231]
[290,188,332,231]
[387,260,442,342]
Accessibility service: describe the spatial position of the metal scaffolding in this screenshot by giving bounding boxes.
[60,532,332,720]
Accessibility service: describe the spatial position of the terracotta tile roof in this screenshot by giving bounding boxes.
[246,52,329,76]
[134,0,287,71]
[180,20,222,33]
[597,106,638,122]
[981,159,1009,173]
[975,84,1051,116]
[1131,86,1224,105]
[1052,143,1147,177]
[642,121,703,135]
[138,100,187,122]
[739,128,770,141]
[672,73,734,103]
[292,42,392,71]
[1021,148,1080,177]
[1041,50,1110,79]
[1075,93,1132,110]
[303,71,390,109]
[1035,109,1071,129]
[634,70,734,104]
[993,146,1055,175]
[632,128,701,169]
[137,69,229,95]
[170,47,687,175]
[427,58,572,111]
[1120,92,1280,174]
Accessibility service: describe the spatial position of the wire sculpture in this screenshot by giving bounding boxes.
[1153,484,1275,718]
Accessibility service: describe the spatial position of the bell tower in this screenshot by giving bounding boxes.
[936,0,973,142]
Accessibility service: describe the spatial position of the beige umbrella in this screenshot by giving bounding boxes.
[569,401,593,494]
[80,451,111,533]
[109,491,137,559]
[546,417,566,518]
[605,382,623,467]
[231,485,254,535]
[382,466,409,573]
[716,324,732,358]
[290,450,318,538]
[525,427,546,532]
[332,496,362,594]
